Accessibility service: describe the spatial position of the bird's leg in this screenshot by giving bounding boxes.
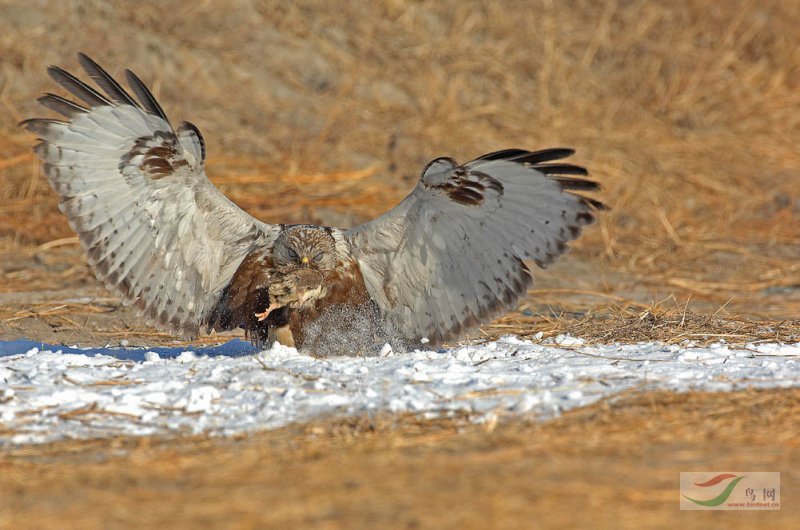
[272,325,295,348]
[255,303,281,321]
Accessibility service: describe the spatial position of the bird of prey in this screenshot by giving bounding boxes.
[22,54,605,354]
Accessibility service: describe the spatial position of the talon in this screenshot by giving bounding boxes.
[255,303,279,321]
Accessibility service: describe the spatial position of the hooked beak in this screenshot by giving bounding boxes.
[301,256,309,265]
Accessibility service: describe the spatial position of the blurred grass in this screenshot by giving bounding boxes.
[1,0,800,319]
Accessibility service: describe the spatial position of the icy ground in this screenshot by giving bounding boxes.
[1,335,799,445]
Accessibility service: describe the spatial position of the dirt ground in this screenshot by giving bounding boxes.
[1,0,799,528]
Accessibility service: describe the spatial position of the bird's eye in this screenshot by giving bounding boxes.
[288,249,299,260]
[312,252,325,262]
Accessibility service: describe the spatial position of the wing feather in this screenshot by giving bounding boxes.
[23,54,280,337]
[47,65,112,107]
[77,53,141,108]
[124,68,170,123]
[346,149,604,346]
[37,93,89,117]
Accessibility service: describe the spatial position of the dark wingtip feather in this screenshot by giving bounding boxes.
[473,147,577,165]
[18,118,37,131]
[582,197,609,211]
[47,65,111,107]
[509,148,576,165]
[125,69,169,123]
[475,148,531,161]
[552,177,601,191]
[37,93,88,117]
[77,53,140,108]
[534,163,589,177]
[19,117,64,134]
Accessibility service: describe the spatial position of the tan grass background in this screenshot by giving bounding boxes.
[2,0,799,320]
[1,2,799,527]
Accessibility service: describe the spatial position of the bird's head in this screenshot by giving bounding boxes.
[273,225,337,270]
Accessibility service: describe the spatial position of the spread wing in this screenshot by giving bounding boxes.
[22,54,280,337]
[345,149,605,346]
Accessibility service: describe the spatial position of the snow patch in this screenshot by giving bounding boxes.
[1,336,798,445]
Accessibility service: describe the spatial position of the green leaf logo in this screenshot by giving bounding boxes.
[683,475,745,507]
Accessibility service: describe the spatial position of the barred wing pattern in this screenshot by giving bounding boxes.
[346,149,604,346]
[22,54,279,336]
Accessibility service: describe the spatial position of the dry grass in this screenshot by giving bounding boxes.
[1,1,799,317]
[2,388,798,529]
[484,301,800,346]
